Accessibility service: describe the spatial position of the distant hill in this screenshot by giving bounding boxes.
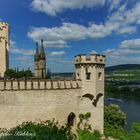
[106,64,140,72]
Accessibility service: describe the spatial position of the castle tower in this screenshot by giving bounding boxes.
[75,54,105,133]
[34,39,46,78]
[39,39,46,78]
[0,22,10,77]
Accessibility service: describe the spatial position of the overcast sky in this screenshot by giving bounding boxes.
[1,0,140,72]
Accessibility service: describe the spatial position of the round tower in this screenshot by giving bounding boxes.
[75,53,105,133]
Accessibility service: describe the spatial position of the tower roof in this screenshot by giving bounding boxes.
[34,43,39,61]
[40,39,46,60]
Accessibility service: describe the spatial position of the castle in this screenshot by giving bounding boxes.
[0,22,105,133]
[34,40,46,78]
[0,22,9,77]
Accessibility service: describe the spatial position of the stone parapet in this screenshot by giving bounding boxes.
[0,79,82,91]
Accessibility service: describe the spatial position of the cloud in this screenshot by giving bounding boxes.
[91,50,97,54]
[27,22,115,48]
[49,51,65,56]
[120,39,140,49]
[28,2,140,47]
[108,0,122,12]
[16,56,32,61]
[106,2,140,34]
[104,38,140,66]
[10,40,34,56]
[31,0,105,16]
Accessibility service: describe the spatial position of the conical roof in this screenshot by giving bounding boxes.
[40,39,46,60]
[34,43,39,61]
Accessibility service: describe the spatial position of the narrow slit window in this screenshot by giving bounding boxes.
[98,72,102,80]
[86,73,91,80]
[86,68,91,80]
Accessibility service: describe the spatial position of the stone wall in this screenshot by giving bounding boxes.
[0,88,81,129]
[0,79,104,133]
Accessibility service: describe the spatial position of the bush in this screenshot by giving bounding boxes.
[104,104,140,140]
[77,129,100,140]
[0,120,75,140]
[104,104,126,129]
[77,112,101,140]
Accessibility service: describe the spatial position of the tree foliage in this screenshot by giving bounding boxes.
[104,104,126,129]
[77,112,101,140]
[4,69,32,79]
[105,84,140,97]
[0,120,75,140]
[104,104,140,140]
[104,122,140,140]
[77,112,91,131]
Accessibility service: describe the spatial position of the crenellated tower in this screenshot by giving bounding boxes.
[0,22,10,77]
[34,39,46,78]
[75,53,105,133]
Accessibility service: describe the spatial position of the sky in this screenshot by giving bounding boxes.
[1,0,140,72]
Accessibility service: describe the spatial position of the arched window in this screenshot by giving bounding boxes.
[67,112,76,126]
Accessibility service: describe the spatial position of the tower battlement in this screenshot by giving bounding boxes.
[0,22,9,25]
[0,22,9,30]
[75,54,105,65]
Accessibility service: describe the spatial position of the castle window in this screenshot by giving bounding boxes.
[98,72,102,80]
[86,68,91,80]
[86,73,91,80]
[77,72,79,78]
[67,112,76,126]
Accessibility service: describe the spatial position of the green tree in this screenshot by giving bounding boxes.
[1,120,74,140]
[4,69,16,78]
[77,112,91,131]
[104,104,126,129]
[24,70,32,77]
[77,112,101,140]
[4,69,33,79]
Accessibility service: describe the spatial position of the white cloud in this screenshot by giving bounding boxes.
[107,0,122,12]
[31,0,105,16]
[104,38,140,66]
[16,56,32,61]
[28,23,89,48]
[120,39,140,49]
[28,2,140,47]
[106,2,140,34]
[10,40,34,56]
[91,50,97,54]
[49,51,65,56]
[27,22,116,48]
